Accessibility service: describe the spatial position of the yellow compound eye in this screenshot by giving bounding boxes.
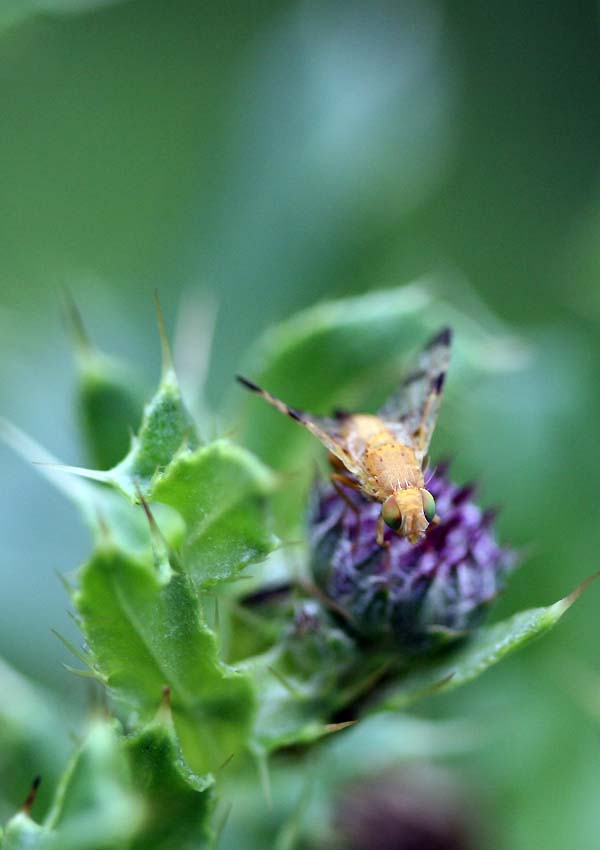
[382,496,403,531]
[420,489,436,523]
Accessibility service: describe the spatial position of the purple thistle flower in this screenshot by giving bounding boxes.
[335,771,477,850]
[309,464,516,650]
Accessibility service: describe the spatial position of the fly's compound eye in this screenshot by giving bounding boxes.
[420,489,436,523]
[382,496,403,531]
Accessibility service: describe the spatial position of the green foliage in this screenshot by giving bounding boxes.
[65,291,146,471]
[72,337,145,473]
[0,418,184,560]
[43,721,143,850]
[75,542,255,774]
[242,577,595,755]
[151,441,276,588]
[60,302,200,501]
[1,721,142,850]
[0,717,214,850]
[378,577,597,711]
[108,367,199,500]
[241,601,375,754]
[125,704,214,850]
[1,312,273,847]
[0,658,72,822]
[76,355,144,472]
[1,288,595,849]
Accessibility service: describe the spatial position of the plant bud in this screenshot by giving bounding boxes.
[310,465,515,650]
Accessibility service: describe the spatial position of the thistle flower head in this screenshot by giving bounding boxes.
[310,464,515,650]
[335,771,476,850]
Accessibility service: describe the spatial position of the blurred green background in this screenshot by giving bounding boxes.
[2,1,600,847]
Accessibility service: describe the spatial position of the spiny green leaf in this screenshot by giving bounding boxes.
[2,713,214,850]
[104,292,199,500]
[378,576,598,711]
[75,544,255,773]
[43,720,143,850]
[108,367,199,500]
[125,699,214,850]
[76,355,144,471]
[30,299,200,502]
[151,440,277,588]
[0,419,184,559]
[3,319,272,586]
[64,291,146,471]
[69,312,143,469]
[50,630,93,671]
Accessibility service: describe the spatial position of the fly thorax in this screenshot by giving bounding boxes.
[344,415,393,458]
[364,442,423,494]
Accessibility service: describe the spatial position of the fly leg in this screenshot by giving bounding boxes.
[330,472,362,552]
[330,473,361,513]
[376,515,392,570]
[376,514,389,548]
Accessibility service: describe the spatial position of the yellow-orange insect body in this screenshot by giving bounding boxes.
[237,327,452,546]
[334,414,430,544]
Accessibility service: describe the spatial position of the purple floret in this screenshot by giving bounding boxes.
[309,464,516,650]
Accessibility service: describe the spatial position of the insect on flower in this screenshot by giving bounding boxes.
[237,327,452,546]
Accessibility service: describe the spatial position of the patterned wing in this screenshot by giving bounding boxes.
[378,326,452,453]
[236,376,363,475]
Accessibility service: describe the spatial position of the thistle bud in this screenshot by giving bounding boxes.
[281,600,356,681]
[309,465,515,650]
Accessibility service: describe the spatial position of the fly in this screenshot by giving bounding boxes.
[237,327,452,545]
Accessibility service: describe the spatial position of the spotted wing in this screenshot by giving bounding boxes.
[377,327,452,453]
[236,375,363,475]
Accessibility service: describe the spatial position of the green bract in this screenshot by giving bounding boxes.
[377,577,596,711]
